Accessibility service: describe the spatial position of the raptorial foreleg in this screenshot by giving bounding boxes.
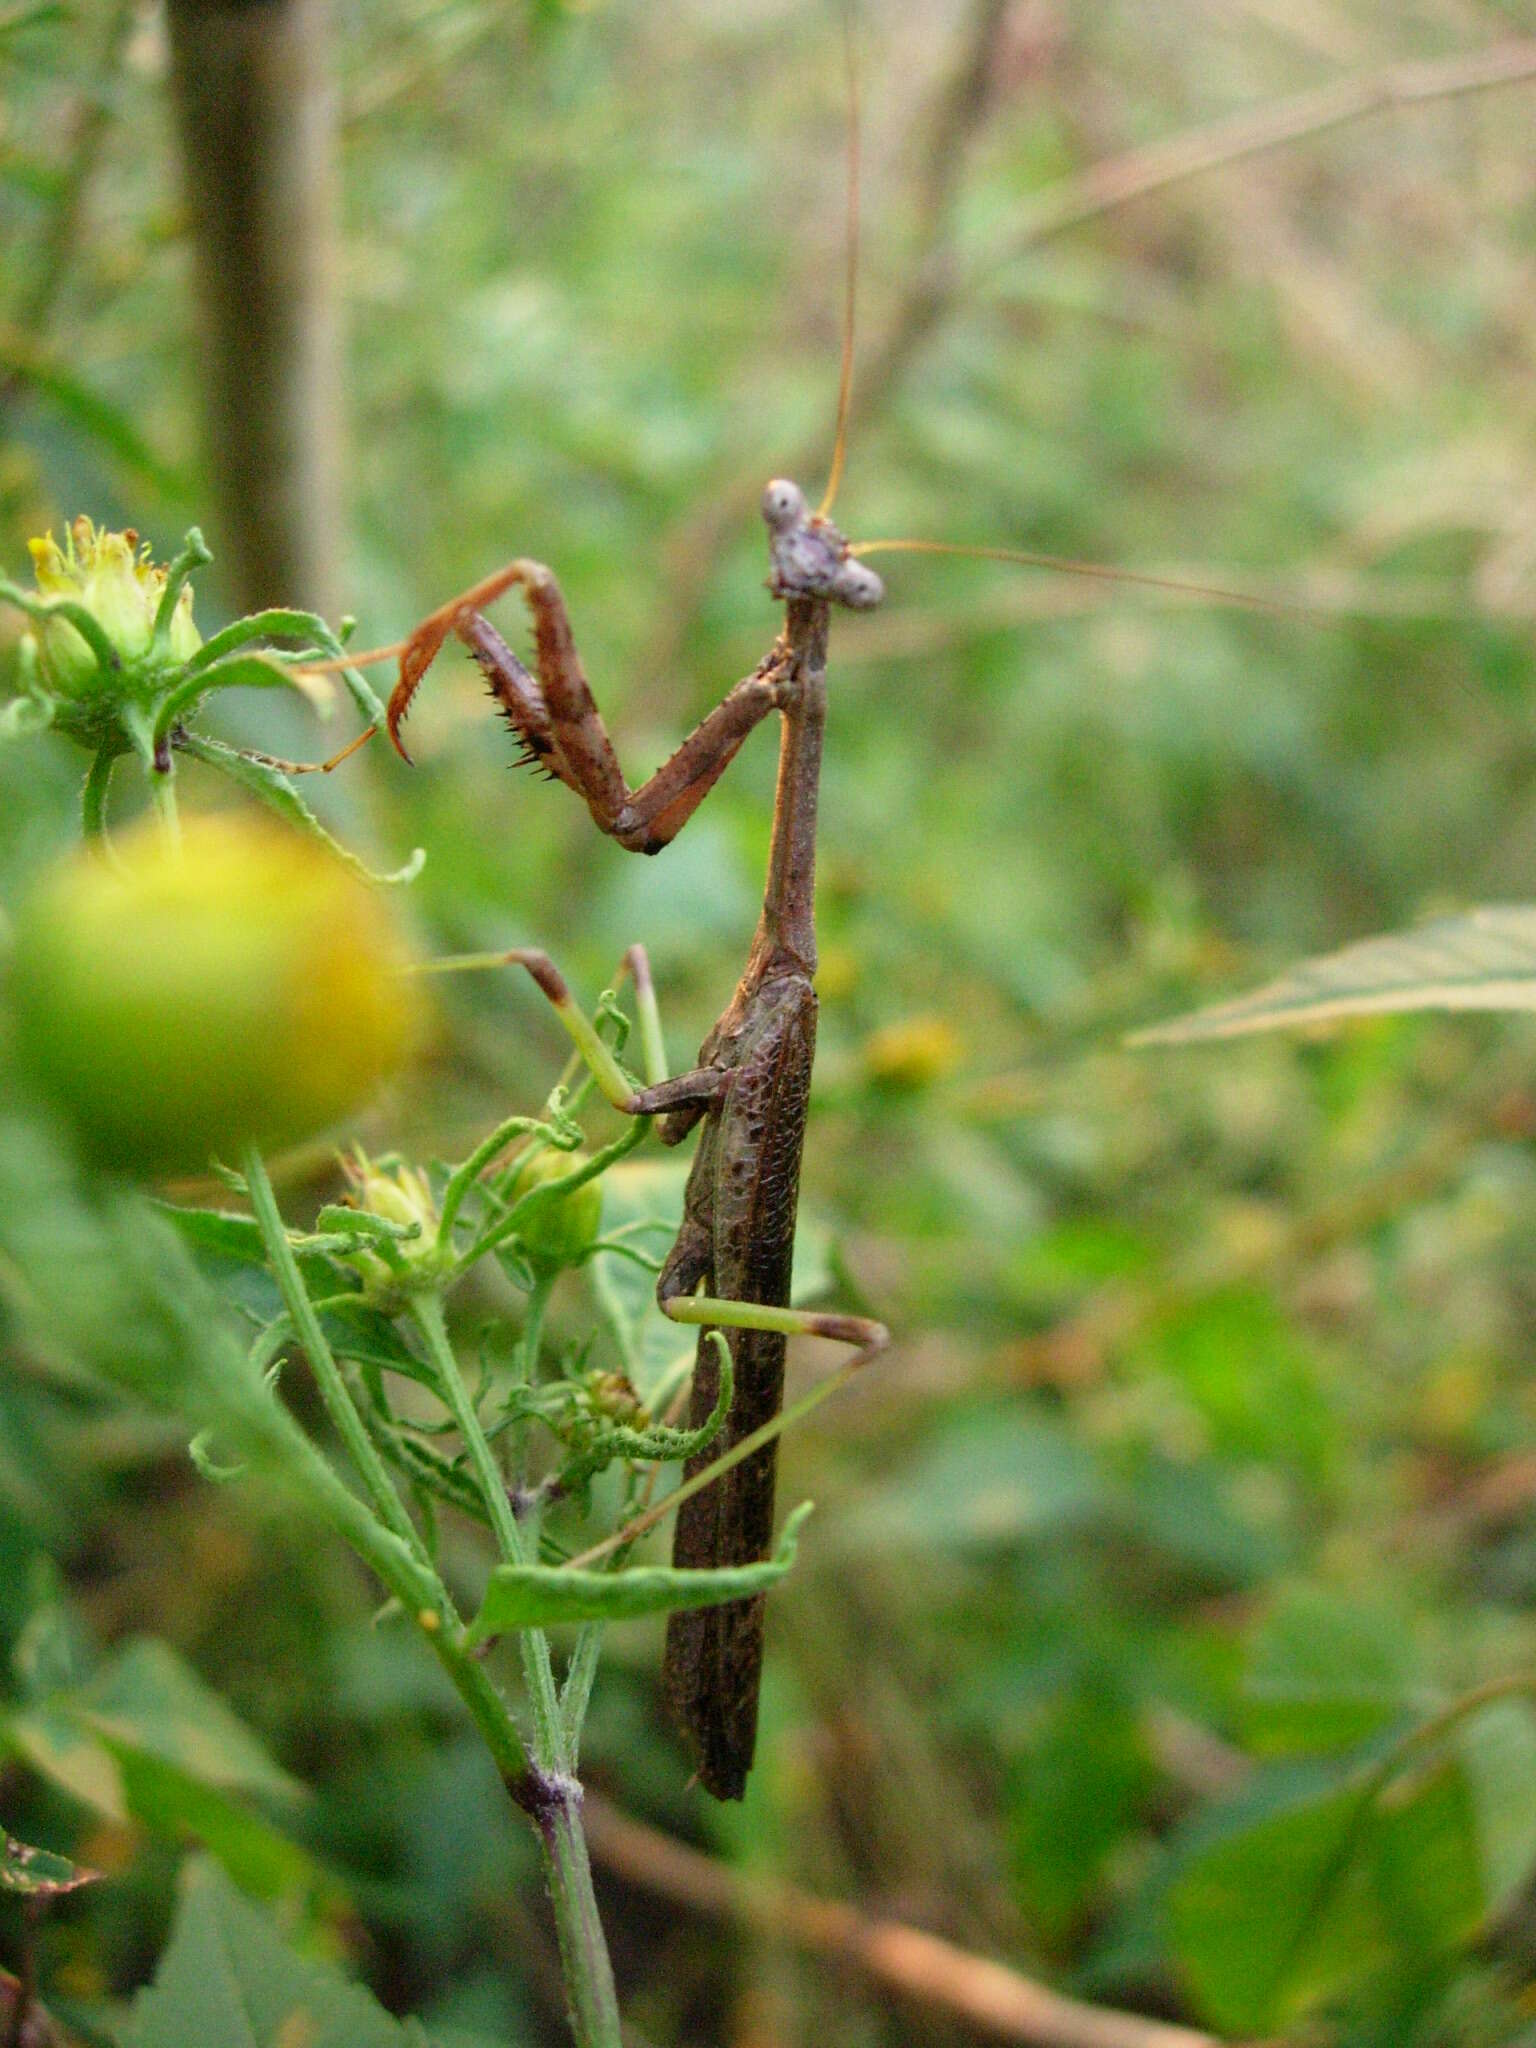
[388,560,794,854]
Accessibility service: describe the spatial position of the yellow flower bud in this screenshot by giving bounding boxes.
[26,519,200,697]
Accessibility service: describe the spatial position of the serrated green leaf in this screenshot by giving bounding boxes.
[125,1859,437,2048]
[465,1501,813,1644]
[153,1204,269,1263]
[0,1833,99,1898]
[1135,906,1536,1044]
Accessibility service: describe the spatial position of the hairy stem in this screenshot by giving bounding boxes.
[242,1144,427,1567]
[411,1290,621,2048]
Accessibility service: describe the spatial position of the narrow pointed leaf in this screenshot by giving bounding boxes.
[465,1501,814,1643]
[177,731,424,885]
[1135,907,1536,1044]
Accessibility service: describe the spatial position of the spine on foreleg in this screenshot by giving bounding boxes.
[663,1323,787,1800]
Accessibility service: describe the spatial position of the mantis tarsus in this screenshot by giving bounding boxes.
[386,480,890,1799]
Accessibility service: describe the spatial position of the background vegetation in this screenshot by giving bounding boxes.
[7,0,1536,2041]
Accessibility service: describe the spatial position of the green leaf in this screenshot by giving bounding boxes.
[153,1203,269,1264]
[3,1703,129,1822]
[1135,906,1536,1044]
[72,1638,301,1807]
[1167,1766,1387,2033]
[1245,1586,1415,1756]
[1457,1697,1536,1915]
[0,1833,99,1898]
[843,1408,1099,1553]
[125,1859,437,2048]
[115,1750,322,1906]
[588,1158,689,1389]
[174,730,424,886]
[1371,1753,1484,1953]
[465,1501,813,1644]
[3,1649,322,1906]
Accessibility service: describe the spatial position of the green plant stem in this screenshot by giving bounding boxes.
[520,1270,554,1389]
[147,765,181,849]
[410,1288,527,1565]
[437,1113,566,1247]
[540,1790,620,2048]
[241,1144,428,1568]
[409,1287,621,2048]
[407,1290,569,1755]
[81,748,115,839]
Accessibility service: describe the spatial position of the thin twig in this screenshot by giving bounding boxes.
[582,1793,1234,2048]
[983,36,1536,273]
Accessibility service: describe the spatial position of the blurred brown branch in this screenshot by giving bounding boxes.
[584,1792,1234,2048]
[163,0,342,616]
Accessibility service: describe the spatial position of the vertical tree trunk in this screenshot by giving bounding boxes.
[163,0,342,617]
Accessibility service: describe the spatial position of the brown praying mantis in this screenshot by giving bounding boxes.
[379,478,890,1800]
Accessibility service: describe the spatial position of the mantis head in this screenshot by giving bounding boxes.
[762,479,884,612]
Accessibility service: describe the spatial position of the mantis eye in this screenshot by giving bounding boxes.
[832,559,884,610]
[761,479,807,532]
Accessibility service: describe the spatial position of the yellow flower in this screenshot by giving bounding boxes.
[27,518,200,693]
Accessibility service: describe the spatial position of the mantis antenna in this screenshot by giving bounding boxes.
[849,536,1317,621]
[815,3,862,520]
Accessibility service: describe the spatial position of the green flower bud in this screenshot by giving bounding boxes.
[513,1148,604,1269]
[581,1370,647,1427]
[348,1152,437,1237]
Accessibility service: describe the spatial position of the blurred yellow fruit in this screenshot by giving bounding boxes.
[10,813,422,1175]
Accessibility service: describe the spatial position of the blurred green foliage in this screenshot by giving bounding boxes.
[8,0,1536,2042]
